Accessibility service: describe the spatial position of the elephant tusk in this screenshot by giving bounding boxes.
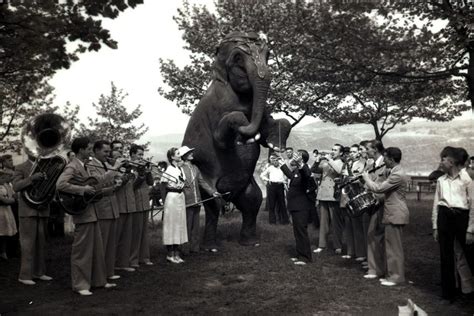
[254,132,261,141]
[246,138,256,144]
[268,143,274,149]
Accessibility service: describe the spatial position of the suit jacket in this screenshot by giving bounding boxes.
[182,162,215,205]
[133,169,153,212]
[364,164,409,225]
[316,158,343,202]
[281,164,314,212]
[87,157,119,220]
[13,159,50,217]
[56,157,114,224]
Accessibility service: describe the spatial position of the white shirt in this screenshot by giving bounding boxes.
[432,169,474,232]
[260,165,286,183]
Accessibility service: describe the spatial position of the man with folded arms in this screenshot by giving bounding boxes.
[260,153,289,225]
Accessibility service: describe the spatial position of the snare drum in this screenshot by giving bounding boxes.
[342,182,377,218]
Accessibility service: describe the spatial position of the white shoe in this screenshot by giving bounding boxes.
[341,255,352,259]
[363,274,378,279]
[18,279,36,285]
[379,278,387,283]
[104,283,117,289]
[381,280,397,287]
[116,267,135,272]
[355,257,366,262]
[108,275,121,280]
[36,275,53,281]
[335,248,342,255]
[290,257,298,262]
[294,261,307,266]
[175,256,185,263]
[313,248,325,253]
[166,256,179,264]
[77,289,93,296]
[144,261,154,266]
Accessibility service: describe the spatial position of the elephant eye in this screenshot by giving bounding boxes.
[234,53,245,68]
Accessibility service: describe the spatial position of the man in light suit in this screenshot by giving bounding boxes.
[56,137,116,296]
[110,140,136,272]
[130,144,154,267]
[362,147,409,286]
[88,140,121,281]
[13,155,52,285]
[363,140,387,280]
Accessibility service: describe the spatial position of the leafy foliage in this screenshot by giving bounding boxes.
[78,82,149,147]
[0,81,79,154]
[159,0,469,140]
[0,0,143,149]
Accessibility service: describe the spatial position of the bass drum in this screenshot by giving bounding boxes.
[343,182,377,218]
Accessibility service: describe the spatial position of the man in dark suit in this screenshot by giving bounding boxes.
[362,147,409,287]
[13,155,52,285]
[56,137,116,296]
[280,149,314,265]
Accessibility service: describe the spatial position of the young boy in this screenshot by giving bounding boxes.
[432,146,474,302]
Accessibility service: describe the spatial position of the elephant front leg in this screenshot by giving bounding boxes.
[214,111,260,149]
[233,177,262,246]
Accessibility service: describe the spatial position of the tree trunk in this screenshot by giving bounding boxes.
[371,121,383,141]
[468,48,474,112]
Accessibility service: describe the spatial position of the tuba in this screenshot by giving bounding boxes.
[21,113,71,208]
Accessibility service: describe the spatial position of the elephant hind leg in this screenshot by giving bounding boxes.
[233,177,262,246]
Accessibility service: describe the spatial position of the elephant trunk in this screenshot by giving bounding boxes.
[238,74,270,137]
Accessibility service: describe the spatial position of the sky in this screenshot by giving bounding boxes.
[50,0,221,141]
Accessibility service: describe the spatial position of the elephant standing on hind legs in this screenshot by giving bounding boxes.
[182,31,292,249]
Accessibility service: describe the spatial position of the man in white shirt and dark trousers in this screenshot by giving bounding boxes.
[261,153,289,225]
[432,146,474,302]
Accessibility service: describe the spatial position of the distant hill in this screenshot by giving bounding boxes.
[146,117,473,175]
[290,118,473,175]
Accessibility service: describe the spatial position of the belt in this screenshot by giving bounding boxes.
[439,205,469,213]
[166,188,183,194]
[269,181,284,185]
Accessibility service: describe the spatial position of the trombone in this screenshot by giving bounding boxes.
[119,159,183,186]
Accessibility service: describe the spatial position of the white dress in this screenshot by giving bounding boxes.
[0,184,17,236]
[161,165,188,245]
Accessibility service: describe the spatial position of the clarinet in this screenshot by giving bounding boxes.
[338,163,386,189]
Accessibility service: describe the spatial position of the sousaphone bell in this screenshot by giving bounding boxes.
[21,113,71,207]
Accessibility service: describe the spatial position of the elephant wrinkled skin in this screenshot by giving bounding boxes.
[182,31,291,247]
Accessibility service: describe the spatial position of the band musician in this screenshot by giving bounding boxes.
[13,154,52,285]
[56,137,117,296]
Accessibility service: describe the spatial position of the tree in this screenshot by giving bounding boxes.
[78,82,148,147]
[0,81,79,153]
[159,0,468,140]
[0,0,143,148]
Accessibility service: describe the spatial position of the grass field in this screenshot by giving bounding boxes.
[1,196,474,315]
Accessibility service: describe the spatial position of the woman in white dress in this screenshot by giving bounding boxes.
[161,147,187,264]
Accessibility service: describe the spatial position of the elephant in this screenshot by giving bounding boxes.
[182,31,292,248]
